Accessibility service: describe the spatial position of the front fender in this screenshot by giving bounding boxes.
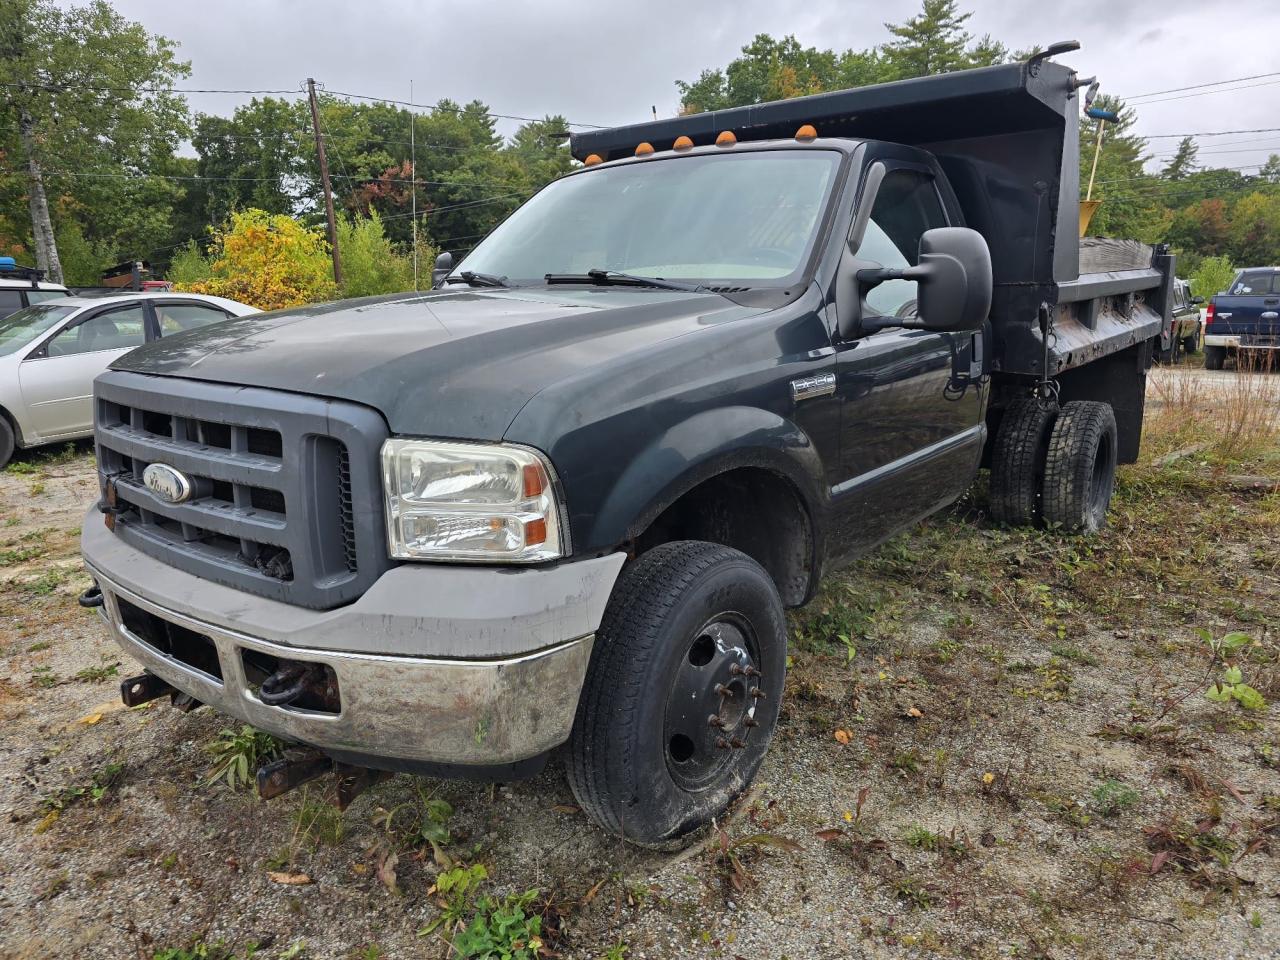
[586,405,827,551]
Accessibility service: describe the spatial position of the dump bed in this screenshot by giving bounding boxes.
[571,56,1172,380]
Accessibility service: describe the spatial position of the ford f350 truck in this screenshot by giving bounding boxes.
[82,43,1175,847]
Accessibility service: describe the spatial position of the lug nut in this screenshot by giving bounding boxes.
[708,713,727,729]
[744,718,759,728]
[730,737,746,749]
[715,736,730,749]
[750,687,765,699]
[714,683,734,698]
[744,666,760,678]
[729,663,744,676]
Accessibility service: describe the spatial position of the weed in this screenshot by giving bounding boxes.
[710,824,801,893]
[1015,659,1073,701]
[1049,643,1100,667]
[902,825,967,859]
[29,481,45,496]
[373,783,455,862]
[450,889,545,959]
[1201,630,1266,711]
[892,875,934,909]
[41,761,126,815]
[26,640,51,652]
[74,661,119,683]
[206,726,283,791]
[1144,813,1243,891]
[31,665,57,688]
[0,545,42,566]
[888,749,923,775]
[1090,779,1140,818]
[293,790,345,848]
[4,460,40,475]
[421,864,489,939]
[601,942,629,960]
[1039,794,1092,830]
[21,569,68,596]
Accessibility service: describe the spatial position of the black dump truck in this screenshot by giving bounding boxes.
[82,43,1173,847]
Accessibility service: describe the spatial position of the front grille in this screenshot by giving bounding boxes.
[94,371,390,610]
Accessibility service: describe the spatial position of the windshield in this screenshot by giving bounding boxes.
[27,289,70,305]
[457,150,842,285]
[0,304,75,357]
[1229,271,1278,296]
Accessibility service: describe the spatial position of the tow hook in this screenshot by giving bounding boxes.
[258,661,323,707]
[77,582,104,608]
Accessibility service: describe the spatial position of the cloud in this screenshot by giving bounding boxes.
[64,0,1280,172]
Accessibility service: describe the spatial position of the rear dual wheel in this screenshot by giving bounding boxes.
[989,398,1117,533]
[567,541,786,849]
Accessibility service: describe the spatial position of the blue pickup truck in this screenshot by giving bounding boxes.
[1205,267,1280,370]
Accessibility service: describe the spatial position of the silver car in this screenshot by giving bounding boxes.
[0,292,257,467]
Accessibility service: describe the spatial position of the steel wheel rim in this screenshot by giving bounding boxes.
[662,614,762,792]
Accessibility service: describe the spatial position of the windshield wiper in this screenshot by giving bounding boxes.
[444,270,509,288]
[544,268,703,293]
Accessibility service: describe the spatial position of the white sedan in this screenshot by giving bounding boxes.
[0,292,257,467]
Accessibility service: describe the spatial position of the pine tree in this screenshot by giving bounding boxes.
[881,0,975,78]
[1161,137,1199,181]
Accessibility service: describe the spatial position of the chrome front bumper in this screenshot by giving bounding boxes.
[83,512,626,767]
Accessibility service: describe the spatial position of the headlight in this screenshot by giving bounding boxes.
[381,438,567,562]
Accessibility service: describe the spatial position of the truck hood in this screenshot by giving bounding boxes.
[112,287,765,439]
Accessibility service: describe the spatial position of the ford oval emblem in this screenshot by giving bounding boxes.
[142,462,194,504]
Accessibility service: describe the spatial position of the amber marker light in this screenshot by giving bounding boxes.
[584,154,603,166]
[795,124,818,141]
[635,142,655,156]
[715,130,737,146]
[673,135,694,151]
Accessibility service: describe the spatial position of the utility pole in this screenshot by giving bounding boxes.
[307,78,343,288]
[410,80,418,291]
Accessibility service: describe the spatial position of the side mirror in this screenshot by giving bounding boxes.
[431,251,454,289]
[858,227,992,334]
[1190,296,1205,305]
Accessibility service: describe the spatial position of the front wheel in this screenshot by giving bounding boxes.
[566,541,786,848]
[0,417,14,470]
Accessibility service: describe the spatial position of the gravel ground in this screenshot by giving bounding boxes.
[2,368,1278,960]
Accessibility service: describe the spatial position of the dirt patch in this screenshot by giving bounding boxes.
[1,389,1278,960]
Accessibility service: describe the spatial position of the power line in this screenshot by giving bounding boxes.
[1123,71,1280,101]
[1128,78,1280,107]
[0,167,524,191]
[1139,127,1280,139]
[0,81,296,96]
[322,87,603,129]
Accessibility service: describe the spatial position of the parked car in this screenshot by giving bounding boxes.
[1205,267,1280,370]
[82,49,1177,848]
[0,256,70,320]
[0,292,257,467]
[1161,277,1203,361]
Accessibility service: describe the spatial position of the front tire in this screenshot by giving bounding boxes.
[566,541,786,848]
[1042,401,1118,533]
[0,417,14,470]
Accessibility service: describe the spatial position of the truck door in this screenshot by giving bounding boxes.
[827,165,986,561]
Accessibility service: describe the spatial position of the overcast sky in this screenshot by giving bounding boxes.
[72,0,1280,171]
